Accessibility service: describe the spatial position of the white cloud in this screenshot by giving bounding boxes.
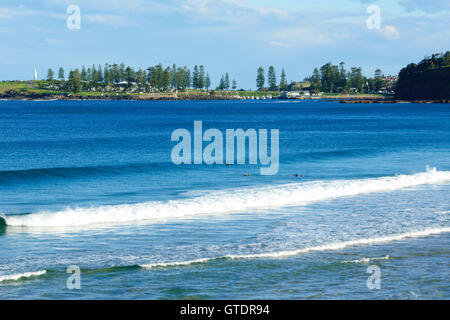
[380,25,400,39]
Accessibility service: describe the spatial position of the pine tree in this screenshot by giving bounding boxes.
[162,67,171,90]
[199,65,205,89]
[192,65,200,89]
[310,68,321,94]
[47,68,54,82]
[224,73,230,90]
[279,68,288,91]
[104,64,110,84]
[184,68,191,90]
[67,69,82,93]
[91,64,98,85]
[125,66,134,85]
[81,66,88,82]
[112,64,120,83]
[256,67,265,90]
[232,79,237,90]
[58,67,65,80]
[205,73,211,90]
[171,64,177,89]
[98,65,103,83]
[218,75,225,90]
[268,66,277,91]
[119,63,126,82]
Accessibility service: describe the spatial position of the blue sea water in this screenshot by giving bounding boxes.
[0,99,449,299]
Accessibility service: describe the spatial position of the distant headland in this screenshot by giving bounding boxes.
[1,51,448,103]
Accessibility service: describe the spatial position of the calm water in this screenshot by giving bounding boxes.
[0,99,449,299]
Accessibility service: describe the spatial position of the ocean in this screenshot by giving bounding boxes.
[0,99,448,299]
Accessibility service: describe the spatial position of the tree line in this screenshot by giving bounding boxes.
[46,63,237,93]
[395,51,450,100]
[256,66,288,91]
[47,62,393,94]
[305,63,389,94]
[254,64,388,94]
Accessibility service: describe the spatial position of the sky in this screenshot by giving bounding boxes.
[0,0,449,88]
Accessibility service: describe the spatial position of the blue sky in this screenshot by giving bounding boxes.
[1,0,449,88]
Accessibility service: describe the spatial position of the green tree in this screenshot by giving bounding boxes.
[112,64,120,83]
[320,63,340,93]
[199,65,206,89]
[162,67,171,90]
[170,64,177,89]
[47,68,54,82]
[103,64,110,84]
[148,64,163,90]
[81,66,88,82]
[309,68,321,94]
[268,66,277,91]
[58,67,65,80]
[396,51,450,100]
[339,62,347,91]
[136,68,146,89]
[256,67,265,91]
[279,68,288,91]
[125,66,134,86]
[205,73,211,90]
[349,67,364,93]
[119,63,126,82]
[98,64,103,83]
[224,73,230,90]
[67,69,82,93]
[183,67,191,90]
[374,68,385,91]
[218,75,225,90]
[232,79,237,90]
[192,65,200,89]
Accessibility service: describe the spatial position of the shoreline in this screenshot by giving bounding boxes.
[0,93,448,104]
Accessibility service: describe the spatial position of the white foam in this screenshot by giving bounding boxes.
[342,255,390,264]
[138,227,449,269]
[140,258,212,269]
[226,227,450,260]
[3,167,450,227]
[0,270,46,283]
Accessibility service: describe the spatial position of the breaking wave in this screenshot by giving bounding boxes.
[2,167,450,227]
[0,270,47,283]
[342,255,390,264]
[137,228,449,269]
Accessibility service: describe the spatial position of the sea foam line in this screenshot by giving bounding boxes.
[0,270,47,283]
[2,167,450,227]
[342,255,390,264]
[140,258,213,269]
[139,227,449,269]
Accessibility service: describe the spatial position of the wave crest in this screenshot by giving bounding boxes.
[0,270,47,283]
[2,168,450,227]
[137,228,449,269]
